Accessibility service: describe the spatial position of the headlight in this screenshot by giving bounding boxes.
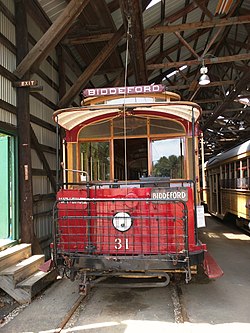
[112,212,132,232]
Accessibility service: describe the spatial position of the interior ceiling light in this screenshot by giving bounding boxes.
[199,64,210,86]
[235,95,250,106]
[239,121,245,131]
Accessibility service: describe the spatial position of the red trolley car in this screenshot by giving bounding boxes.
[52,85,221,291]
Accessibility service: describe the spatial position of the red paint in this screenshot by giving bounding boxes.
[56,186,203,256]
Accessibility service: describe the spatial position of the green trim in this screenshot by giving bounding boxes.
[0,131,19,241]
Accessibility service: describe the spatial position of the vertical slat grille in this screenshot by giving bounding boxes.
[54,196,188,260]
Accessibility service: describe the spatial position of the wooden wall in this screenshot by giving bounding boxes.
[0,0,81,255]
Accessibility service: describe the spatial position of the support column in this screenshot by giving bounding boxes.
[15,0,34,246]
[56,45,66,187]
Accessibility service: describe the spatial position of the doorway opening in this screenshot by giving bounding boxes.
[0,133,18,248]
[114,138,148,180]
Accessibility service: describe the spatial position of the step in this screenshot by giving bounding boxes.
[17,268,58,300]
[0,254,45,285]
[0,275,31,304]
[0,268,57,304]
[0,243,32,271]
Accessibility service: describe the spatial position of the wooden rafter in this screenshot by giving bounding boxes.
[148,53,250,70]
[4,0,249,158]
[174,32,200,59]
[64,15,250,44]
[193,0,214,19]
[13,0,90,79]
[120,0,148,84]
[166,80,235,91]
[30,127,57,192]
[58,26,125,108]
[202,69,250,131]
[145,15,250,35]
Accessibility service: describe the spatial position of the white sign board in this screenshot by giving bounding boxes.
[197,205,206,228]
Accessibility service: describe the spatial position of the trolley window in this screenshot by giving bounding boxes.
[80,141,110,181]
[114,117,147,137]
[77,116,187,181]
[151,138,184,178]
[114,138,147,180]
[242,159,248,189]
[150,119,184,135]
[230,162,235,188]
[79,121,110,138]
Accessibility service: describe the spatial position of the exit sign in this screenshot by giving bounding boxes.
[13,80,38,87]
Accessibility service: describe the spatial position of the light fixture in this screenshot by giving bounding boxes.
[112,212,132,232]
[199,62,210,86]
[235,94,250,106]
[239,121,245,131]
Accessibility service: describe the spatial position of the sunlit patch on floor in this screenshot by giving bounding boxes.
[203,231,221,239]
[222,233,250,241]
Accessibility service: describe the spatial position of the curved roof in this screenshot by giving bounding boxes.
[206,139,250,167]
[53,101,202,131]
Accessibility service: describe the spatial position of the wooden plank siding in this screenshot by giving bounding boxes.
[0,0,81,253]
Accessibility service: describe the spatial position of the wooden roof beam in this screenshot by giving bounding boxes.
[109,0,151,87]
[148,53,250,70]
[120,0,148,84]
[193,0,214,19]
[173,32,200,59]
[58,26,125,108]
[63,15,250,45]
[202,69,250,131]
[166,80,234,91]
[66,1,196,46]
[13,0,90,79]
[145,15,250,35]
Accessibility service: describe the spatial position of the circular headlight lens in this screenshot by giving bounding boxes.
[112,212,132,232]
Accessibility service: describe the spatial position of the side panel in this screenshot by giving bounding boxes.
[221,189,250,219]
[57,189,88,251]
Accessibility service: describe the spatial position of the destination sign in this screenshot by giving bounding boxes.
[83,84,165,97]
[151,188,188,202]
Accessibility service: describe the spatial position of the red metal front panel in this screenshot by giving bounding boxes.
[93,188,185,254]
[55,186,198,256]
[57,189,88,252]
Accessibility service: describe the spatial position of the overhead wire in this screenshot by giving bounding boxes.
[122,16,131,185]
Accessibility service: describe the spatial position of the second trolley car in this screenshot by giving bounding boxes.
[52,85,222,291]
[203,139,250,233]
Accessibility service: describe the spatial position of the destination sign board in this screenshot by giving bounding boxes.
[83,84,165,97]
[151,188,188,202]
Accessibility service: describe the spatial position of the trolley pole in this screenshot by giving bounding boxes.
[192,107,198,241]
[56,116,60,191]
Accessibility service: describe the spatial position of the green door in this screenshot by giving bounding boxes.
[0,134,17,240]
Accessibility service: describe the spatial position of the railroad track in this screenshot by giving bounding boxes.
[54,280,187,332]
[0,278,188,332]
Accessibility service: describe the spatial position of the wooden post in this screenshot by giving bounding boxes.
[15,0,34,246]
[56,45,66,186]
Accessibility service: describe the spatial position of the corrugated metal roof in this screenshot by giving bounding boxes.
[38,0,68,22]
[25,0,250,158]
[206,139,250,166]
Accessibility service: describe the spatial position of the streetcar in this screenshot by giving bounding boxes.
[52,84,222,292]
[203,139,250,233]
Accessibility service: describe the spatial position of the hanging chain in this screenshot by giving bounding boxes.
[123,16,131,185]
